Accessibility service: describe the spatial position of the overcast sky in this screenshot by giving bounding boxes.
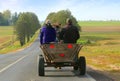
[0,0,120,21]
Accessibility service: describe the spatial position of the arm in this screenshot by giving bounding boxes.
[59,28,65,43]
[76,29,80,40]
[53,28,56,42]
[40,28,44,45]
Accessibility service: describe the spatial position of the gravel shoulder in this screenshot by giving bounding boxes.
[87,65,119,81]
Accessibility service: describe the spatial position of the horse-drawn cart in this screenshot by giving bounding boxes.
[38,44,86,76]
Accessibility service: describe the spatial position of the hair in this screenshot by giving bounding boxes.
[45,19,52,27]
[66,18,72,25]
[45,19,51,24]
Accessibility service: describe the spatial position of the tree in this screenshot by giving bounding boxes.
[0,12,8,25]
[15,13,26,46]
[27,12,40,37]
[0,13,5,25]
[15,12,40,46]
[46,12,55,20]
[54,10,72,26]
[46,9,81,30]
[11,12,18,25]
[3,10,11,25]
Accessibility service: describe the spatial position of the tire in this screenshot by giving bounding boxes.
[73,66,78,70]
[78,56,86,75]
[38,56,45,76]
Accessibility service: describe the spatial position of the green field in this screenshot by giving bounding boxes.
[79,21,120,27]
[0,26,17,53]
[0,21,120,80]
[0,26,39,53]
[77,21,120,81]
[0,26,14,37]
[0,26,15,48]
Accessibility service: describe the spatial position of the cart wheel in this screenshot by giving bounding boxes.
[78,56,86,75]
[38,55,45,76]
[73,66,78,70]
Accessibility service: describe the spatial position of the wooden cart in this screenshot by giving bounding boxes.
[38,44,86,76]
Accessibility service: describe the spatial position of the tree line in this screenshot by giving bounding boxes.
[0,10,40,46]
[0,10,18,26]
[15,12,40,46]
[1,9,80,46]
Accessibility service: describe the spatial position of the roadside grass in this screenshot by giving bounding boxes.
[0,26,39,54]
[78,22,120,81]
[0,31,39,54]
[80,43,120,81]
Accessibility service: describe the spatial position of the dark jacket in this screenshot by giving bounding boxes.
[59,25,80,43]
[40,24,56,44]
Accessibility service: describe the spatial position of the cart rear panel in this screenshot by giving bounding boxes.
[40,44,82,63]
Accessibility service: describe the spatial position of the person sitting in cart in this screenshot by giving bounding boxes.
[40,19,56,45]
[53,23,61,42]
[56,18,80,69]
[59,18,80,43]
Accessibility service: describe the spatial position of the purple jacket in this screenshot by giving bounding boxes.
[40,25,56,44]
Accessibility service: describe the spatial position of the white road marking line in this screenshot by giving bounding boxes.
[86,74,96,81]
[0,54,28,73]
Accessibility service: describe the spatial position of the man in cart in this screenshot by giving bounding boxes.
[58,18,80,69]
[59,18,80,43]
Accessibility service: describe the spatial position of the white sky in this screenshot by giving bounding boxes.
[0,0,120,21]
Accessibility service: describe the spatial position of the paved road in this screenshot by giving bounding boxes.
[0,39,113,81]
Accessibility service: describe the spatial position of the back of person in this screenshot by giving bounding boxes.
[60,25,79,43]
[40,20,56,44]
[54,24,61,42]
[59,18,80,43]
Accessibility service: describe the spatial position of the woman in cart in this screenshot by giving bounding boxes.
[40,19,56,45]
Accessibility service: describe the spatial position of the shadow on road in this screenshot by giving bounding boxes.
[87,67,115,81]
[43,69,87,78]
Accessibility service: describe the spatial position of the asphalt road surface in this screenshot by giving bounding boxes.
[0,39,114,81]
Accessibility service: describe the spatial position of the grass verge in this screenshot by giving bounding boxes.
[0,30,39,54]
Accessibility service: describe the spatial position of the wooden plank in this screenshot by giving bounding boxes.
[41,44,82,62]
